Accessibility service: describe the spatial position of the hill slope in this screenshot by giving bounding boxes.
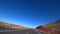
[0,21,27,30]
[36,20,60,34]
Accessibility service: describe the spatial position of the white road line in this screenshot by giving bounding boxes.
[31,29,45,34]
[32,29,41,34]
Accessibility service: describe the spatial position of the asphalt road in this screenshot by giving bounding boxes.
[0,29,46,34]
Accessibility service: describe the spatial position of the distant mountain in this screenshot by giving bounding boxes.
[0,21,27,30]
[36,20,60,34]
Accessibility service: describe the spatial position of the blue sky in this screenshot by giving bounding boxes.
[0,0,60,28]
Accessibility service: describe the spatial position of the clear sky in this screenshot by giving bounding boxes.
[0,0,60,28]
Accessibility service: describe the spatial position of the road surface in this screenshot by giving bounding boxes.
[0,29,46,34]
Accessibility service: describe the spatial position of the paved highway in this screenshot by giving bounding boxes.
[0,29,46,34]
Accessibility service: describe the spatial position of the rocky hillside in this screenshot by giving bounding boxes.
[36,20,60,34]
[0,21,27,30]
